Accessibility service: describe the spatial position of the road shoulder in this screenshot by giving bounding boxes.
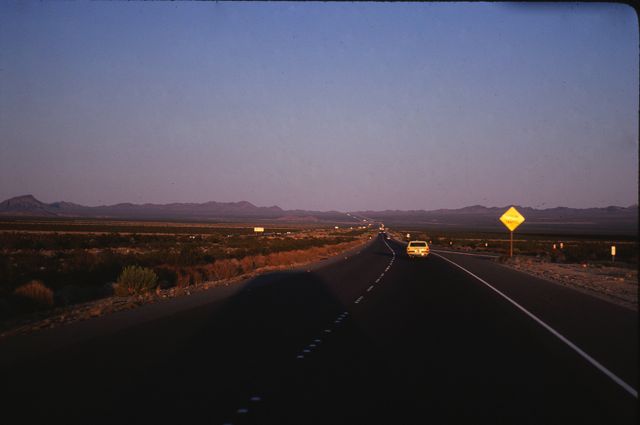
[0,237,377,361]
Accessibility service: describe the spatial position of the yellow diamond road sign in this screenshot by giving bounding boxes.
[500,206,525,232]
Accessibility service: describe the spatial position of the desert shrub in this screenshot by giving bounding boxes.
[174,246,207,266]
[13,280,54,309]
[253,254,267,269]
[200,264,216,281]
[114,266,158,296]
[211,259,240,280]
[191,269,204,285]
[240,256,256,274]
[174,270,190,288]
[266,252,283,267]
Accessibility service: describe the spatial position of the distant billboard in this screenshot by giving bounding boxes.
[253,227,264,233]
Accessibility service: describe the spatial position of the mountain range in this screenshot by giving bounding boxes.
[1,195,637,235]
[0,195,350,222]
[352,204,638,235]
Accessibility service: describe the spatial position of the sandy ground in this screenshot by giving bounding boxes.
[503,257,638,311]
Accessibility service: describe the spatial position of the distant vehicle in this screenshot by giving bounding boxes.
[406,240,429,258]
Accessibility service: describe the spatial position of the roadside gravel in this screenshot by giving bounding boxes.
[501,257,638,311]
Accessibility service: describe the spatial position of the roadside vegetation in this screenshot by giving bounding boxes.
[392,229,638,265]
[12,280,54,311]
[0,219,371,324]
[115,266,158,296]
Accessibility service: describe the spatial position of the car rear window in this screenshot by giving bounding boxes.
[409,242,427,247]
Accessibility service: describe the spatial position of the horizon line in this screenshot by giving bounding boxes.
[1,194,637,213]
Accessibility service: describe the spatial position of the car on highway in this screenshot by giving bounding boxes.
[406,240,429,258]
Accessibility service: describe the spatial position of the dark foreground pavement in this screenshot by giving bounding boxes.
[1,235,637,424]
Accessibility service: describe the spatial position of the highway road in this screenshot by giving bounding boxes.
[1,234,637,424]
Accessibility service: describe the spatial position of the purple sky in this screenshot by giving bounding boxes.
[1,2,638,211]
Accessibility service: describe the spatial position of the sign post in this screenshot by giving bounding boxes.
[499,206,525,258]
[510,230,513,257]
[254,227,264,236]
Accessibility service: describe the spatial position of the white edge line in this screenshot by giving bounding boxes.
[432,252,638,399]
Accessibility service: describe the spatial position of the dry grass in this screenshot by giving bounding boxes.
[163,238,366,287]
[13,280,54,307]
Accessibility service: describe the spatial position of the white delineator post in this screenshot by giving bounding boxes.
[611,245,616,263]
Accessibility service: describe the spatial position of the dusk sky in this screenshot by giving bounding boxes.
[1,2,637,211]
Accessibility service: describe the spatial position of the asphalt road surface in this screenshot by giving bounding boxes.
[1,234,637,424]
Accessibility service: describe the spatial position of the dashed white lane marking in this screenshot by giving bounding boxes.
[433,252,638,399]
[227,238,395,425]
